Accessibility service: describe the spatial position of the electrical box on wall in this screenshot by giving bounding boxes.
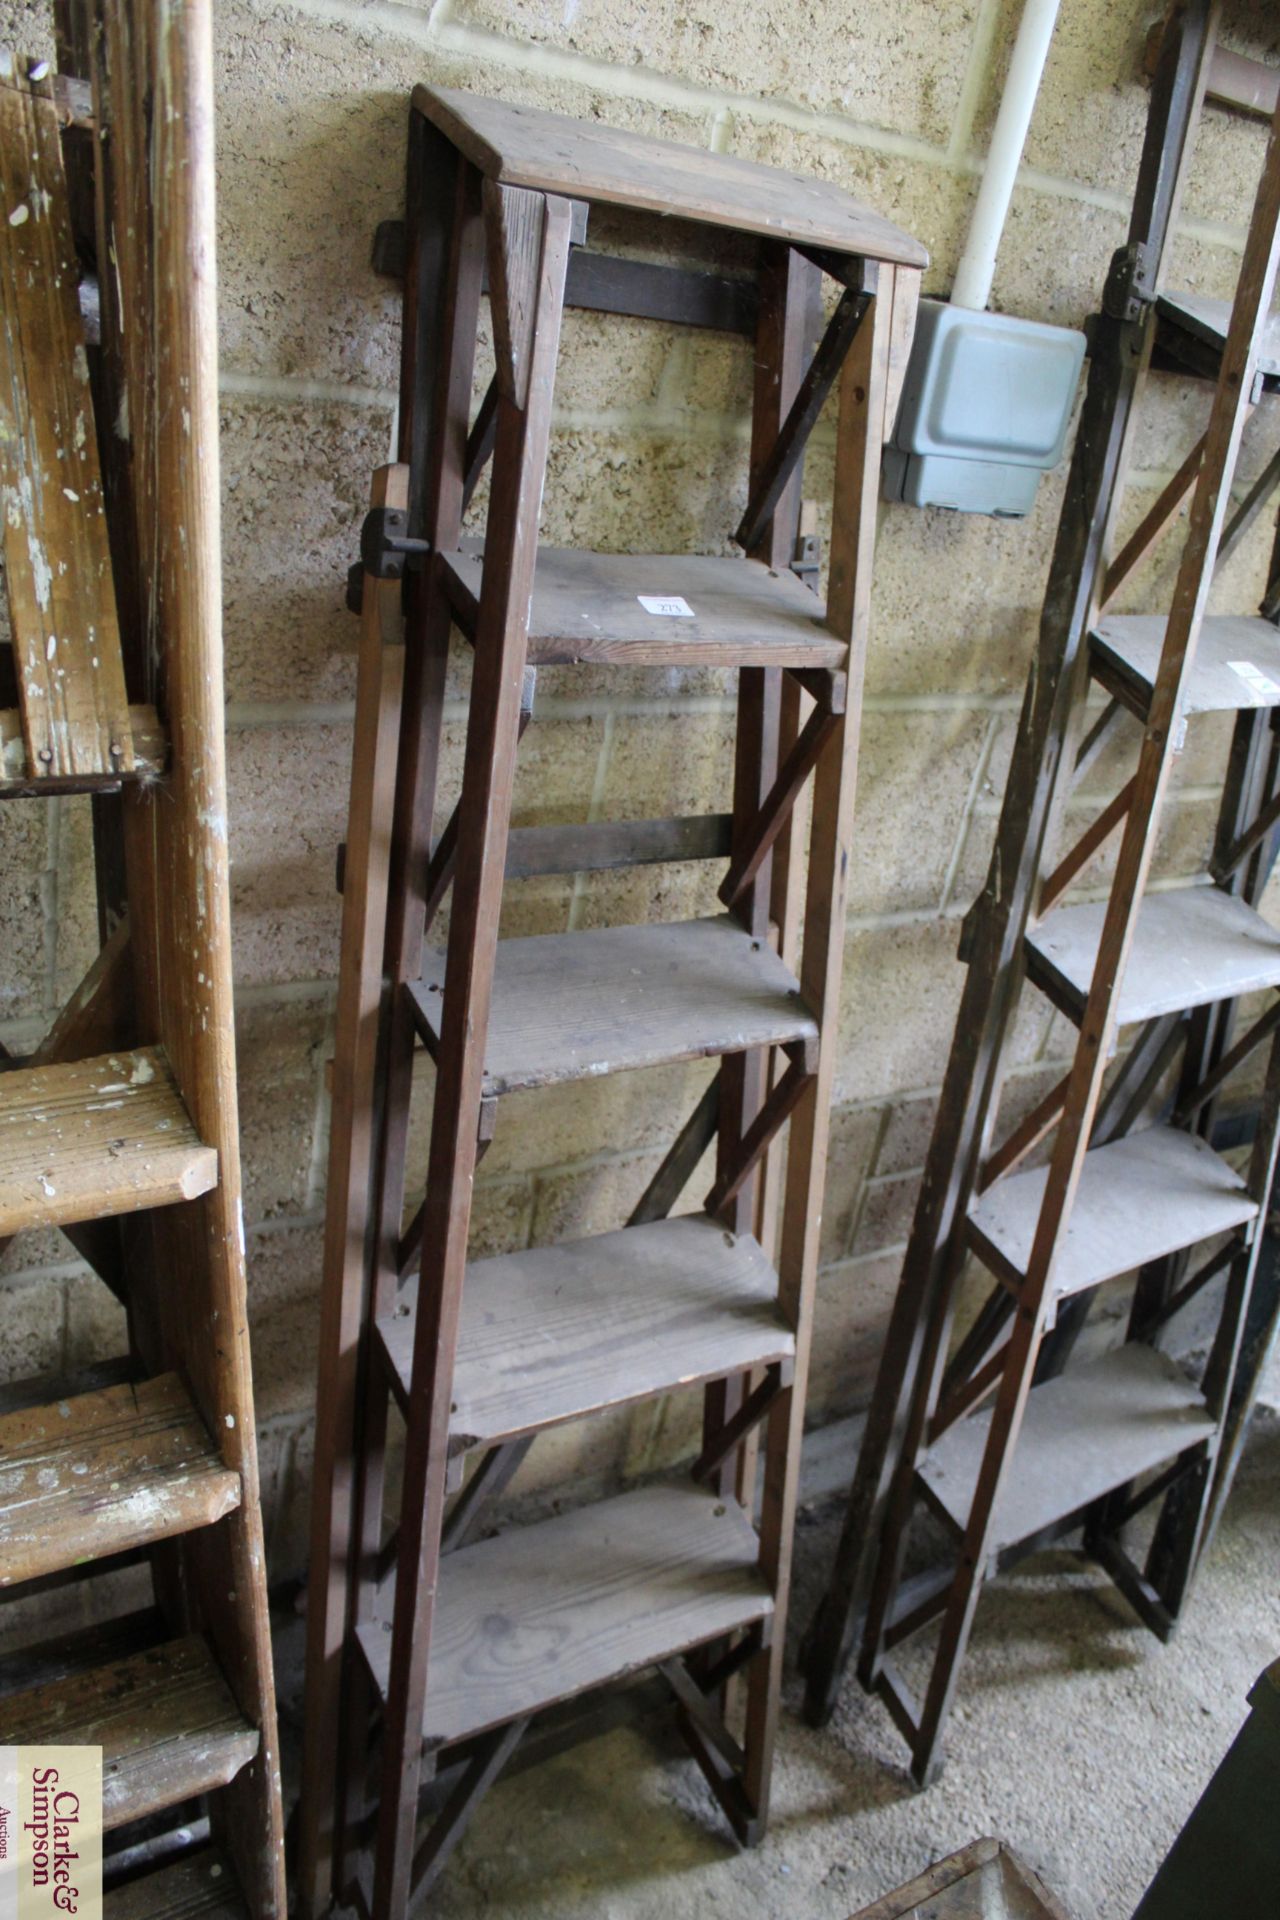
[882,300,1086,517]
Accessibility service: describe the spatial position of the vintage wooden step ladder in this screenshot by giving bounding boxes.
[298,87,925,1920]
[804,1,1280,1786]
[0,11,284,1917]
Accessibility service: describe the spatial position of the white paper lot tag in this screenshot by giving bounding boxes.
[637,595,694,617]
[1228,659,1280,703]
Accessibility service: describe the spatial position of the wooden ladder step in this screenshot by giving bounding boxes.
[1,703,165,798]
[378,1214,793,1454]
[0,1636,257,1830]
[1155,288,1280,387]
[441,548,845,669]
[1090,613,1280,717]
[408,915,817,1098]
[105,1849,247,1920]
[1025,885,1280,1027]
[969,1125,1257,1306]
[0,1373,241,1586]
[356,1482,772,1750]
[917,1345,1215,1557]
[0,1048,218,1235]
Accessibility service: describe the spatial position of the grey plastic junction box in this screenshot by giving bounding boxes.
[883,299,1086,517]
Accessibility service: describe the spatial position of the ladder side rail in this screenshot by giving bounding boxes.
[297,463,408,1920]
[336,128,486,1911]
[710,242,821,1509]
[369,182,572,1920]
[801,0,1220,1730]
[741,267,896,1829]
[77,2,288,1909]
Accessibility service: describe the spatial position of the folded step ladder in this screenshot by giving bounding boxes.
[804,1,1280,1785]
[0,15,283,1915]
[297,86,926,1920]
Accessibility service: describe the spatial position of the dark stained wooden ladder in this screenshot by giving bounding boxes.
[297,86,926,1920]
[803,0,1280,1786]
[0,13,283,1918]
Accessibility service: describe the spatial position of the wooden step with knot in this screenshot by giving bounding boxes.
[357,1483,772,1750]
[0,1373,240,1586]
[0,1048,217,1235]
[0,1636,257,1829]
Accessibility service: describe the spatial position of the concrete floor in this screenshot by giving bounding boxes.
[282,1407,1280,1920]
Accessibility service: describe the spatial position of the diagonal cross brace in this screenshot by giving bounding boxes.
[735,282,873,556]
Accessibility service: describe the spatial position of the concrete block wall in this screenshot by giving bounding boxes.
[3,0,1280,1580]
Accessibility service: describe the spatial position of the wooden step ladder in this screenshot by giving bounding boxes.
[803,1,1280,1785]
[297,86,926,1920]
[0,11,283,1917]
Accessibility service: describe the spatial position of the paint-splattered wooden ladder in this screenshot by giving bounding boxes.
[0,13,283,1919]
[297,86,926,1920]
[804,1,1280,1785]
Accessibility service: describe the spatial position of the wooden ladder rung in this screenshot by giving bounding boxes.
[0,1635,258,1830]
[356,1483,773,1752]
[408,915,818,1098]
[441,547,846,669]
[378,1213,793,1452]
[0,1048,217,1235]
[0,1373,241,1586]
[1,703,166,796]
[105,1849,248,1920]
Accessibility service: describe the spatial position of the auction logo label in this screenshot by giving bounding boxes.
[0,1749,101,1920]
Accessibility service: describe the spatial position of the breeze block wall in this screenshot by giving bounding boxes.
[2,0,1279,1581]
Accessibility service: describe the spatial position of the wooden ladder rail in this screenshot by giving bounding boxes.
[801,0,1222,1733]
[862,50,1280,1787]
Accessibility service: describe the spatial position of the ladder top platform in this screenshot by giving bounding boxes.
[415,86,929,269]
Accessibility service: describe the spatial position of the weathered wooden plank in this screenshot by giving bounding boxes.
[441,547,845,668]
[505,813,731,878]
[0,702,164,795]
[970,1125,1257,1305]
[416,87,928,268]
[0,52,132,777]
[104,1849,248,1920]
[1025,885,1280,1027]
[1091,613,1280,717]
[377,1215,792,1452]
[917,1346,1214,1554]
[356,1484,771,1749]
[0,1374,240,1585]
[845,1838,1071,1920]
[0,1047,217,1234]
[409,915,817,1097]
[0,1635,258,1829]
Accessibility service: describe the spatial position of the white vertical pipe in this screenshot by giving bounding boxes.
[951,0,1061,312]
